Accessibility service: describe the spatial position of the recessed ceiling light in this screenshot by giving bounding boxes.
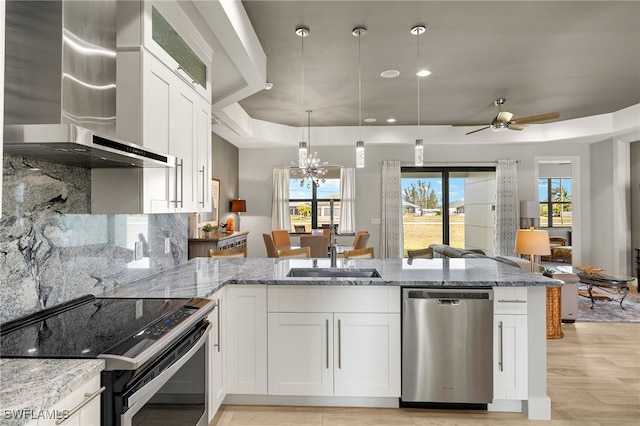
[416,69,432,77]
[380,70,400,79]
[386,118,397,123]
[363,118,377,123]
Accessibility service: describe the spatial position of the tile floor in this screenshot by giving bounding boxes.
[210,322,640,425]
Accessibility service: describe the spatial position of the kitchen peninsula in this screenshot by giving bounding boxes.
[2,257,556,425]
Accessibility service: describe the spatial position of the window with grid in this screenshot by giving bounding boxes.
[539,178,572,227]
[289,167,341,233]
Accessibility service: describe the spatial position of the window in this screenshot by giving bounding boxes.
[289,167,341,233]
[401,167,496,256]
[539,178,572,227]
[152,7,207,88]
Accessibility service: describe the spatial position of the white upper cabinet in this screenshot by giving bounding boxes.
[92,0,211,214]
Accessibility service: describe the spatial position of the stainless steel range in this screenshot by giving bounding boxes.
[1,295,216,426]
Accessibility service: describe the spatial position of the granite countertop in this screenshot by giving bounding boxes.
[0,358,104,426]
[101,257,559,299]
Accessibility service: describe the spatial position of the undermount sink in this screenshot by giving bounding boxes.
[286,268,381,278]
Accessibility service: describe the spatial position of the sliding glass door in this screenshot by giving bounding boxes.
[401,167,496,256]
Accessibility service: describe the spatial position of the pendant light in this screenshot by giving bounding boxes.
[411,25,426,166]
[296,26,309,168]
[353,27,367,168]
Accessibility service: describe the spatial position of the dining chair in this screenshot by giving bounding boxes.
[263,233,279,258]
[344,247,374,258]
[272,230,292,249]
[300,235,329,258]
[352,231,370,249]
[208,247,246,258]
[276,246,311,258]
[407,247,434,259]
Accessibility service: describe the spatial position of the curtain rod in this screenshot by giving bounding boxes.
[394,160,521,166]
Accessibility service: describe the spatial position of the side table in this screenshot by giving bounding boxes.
[578,273,633,310]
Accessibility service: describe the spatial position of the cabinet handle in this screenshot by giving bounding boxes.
[497,299,527,304]
[213,299,221,352]
[173,159,184,207]
[498,320,504,372]
[326,319,329,369]
[177,65,197,86]
[338,319,342,370]
[199,166,206,206]
[55,386,106,425]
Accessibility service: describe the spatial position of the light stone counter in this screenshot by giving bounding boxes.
[101,256,559,299]
[0,358,104,426]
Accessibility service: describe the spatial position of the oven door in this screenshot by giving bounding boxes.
[120,321,211,426]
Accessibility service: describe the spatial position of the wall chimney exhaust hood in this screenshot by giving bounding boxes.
[3,0,174,169]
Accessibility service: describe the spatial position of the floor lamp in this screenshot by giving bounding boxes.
[515,228,551,272]
[230,199,246,231]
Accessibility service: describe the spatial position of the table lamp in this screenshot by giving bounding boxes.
[515,228,551,272]
[229,199,246,231]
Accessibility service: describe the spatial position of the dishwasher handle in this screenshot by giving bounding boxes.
[437,299,461,305]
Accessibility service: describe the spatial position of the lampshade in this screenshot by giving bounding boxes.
[515,229,550,272]
[520,200,539,219]
[230,199,246,213]
[515,229,550,256]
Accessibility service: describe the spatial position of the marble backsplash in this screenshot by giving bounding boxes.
[1,154,187,323]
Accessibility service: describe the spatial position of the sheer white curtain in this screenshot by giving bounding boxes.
[380,160,404,258]
[271,166,291,231]
[494,159,519,256]
[339,167,356,234]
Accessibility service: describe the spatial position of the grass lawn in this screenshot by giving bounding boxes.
[403,215,465,254]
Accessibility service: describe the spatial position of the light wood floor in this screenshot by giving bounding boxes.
[210,322,640,425]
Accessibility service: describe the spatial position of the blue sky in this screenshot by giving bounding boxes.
[401,178,465,204]
[538,178,572,201]
[290,178,340,199]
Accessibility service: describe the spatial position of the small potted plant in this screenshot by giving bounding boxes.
[201,223,214,238]
[542,268,554,278]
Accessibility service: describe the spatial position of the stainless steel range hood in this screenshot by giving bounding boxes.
[3,0,174,168]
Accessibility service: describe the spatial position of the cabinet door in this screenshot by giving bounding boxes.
[333,313,401,397]
[268,312,333,396]
[208,289,225,421]
[170,80,197,212]
[37,375,102,426]
[142,52,173,213]
[225,286,267,394]
[195,97,211,212]
[493,314,528,400]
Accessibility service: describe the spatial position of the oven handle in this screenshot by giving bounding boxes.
[125,322,211,416]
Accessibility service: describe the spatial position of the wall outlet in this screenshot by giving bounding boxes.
[164,237,171,254]
[371,218,381,225]
[134,241,143,261]
[135,299,143,319]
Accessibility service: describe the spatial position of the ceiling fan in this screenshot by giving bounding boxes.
[463,98,559,135]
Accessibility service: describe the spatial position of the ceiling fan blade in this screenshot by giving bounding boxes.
[496,111,513,123]
[508,124,526,131]
[511,112,559,125]
[465,126,490,135]
[450,123,488,127]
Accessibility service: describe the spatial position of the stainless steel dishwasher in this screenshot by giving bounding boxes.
[402,288,493,406]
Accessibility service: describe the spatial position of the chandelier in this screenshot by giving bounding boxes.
[291,110,328,188]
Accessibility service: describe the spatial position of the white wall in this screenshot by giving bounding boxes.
[632,142,640,278]
[239,140,593,259]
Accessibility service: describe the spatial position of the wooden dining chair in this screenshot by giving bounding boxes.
[271,230,291,249]
[208,247,246,258]
[300,235,329,258]
[407,247,434,259]
[263,233,279,258]
[352,231,370,249]
[344,247,374,258]
[276,246,311,258]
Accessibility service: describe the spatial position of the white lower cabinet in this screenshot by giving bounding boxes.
[225,285,268,395]
[34,374,102,426]
[493,287,528,401]
[207,288,225,422]
[267,286,401,398]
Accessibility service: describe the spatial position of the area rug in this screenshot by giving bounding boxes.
[577,285,640,322]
